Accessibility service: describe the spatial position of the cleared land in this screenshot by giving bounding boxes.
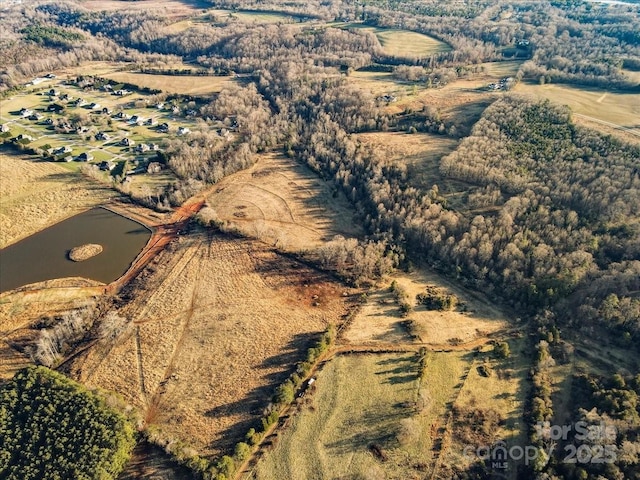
[252,348,520,480]
[102,71,237,95]
[72,233,352,458]
[0,149,113,248]
[343,268,510,346]
[204,152,362,251]
[513,82,640,138]
[340,24,451,57]
[436,338,528,480]
[209,9,306,24]
[78,0,207,18]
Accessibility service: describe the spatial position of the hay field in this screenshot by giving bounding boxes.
[480,60,524,78]
[341,24,451,57]
[205,152,362,251]
[252,351,475,480]
[513,82,640,137]
[73,233,352,457]
[0,150,114,248]
[209,9,304,24]
[103,71,237,95]
[78,0,207,18]
[343,268,509,346]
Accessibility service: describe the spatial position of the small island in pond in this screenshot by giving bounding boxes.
[68,243,103,262]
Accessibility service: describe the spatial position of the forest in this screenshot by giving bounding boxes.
[0,367,135,480]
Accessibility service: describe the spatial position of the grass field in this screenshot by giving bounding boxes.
[78,0,207,18]
[0,149,114,248]
[209,9,305,24]
[343,267,509,346]
[204,152,362,251]
[513,82,640,138]
[480,60,524,78]
[339,24,451,58]
[102,71,237,95]
[251,351,476,479]
[72,233,353,458]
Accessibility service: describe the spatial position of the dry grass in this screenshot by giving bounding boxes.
[340,24,451,57]
[205,152,362,251]
[102,71,237,95]
[435,338,529,480]
[251,351,473,480]
[72,233,352,458]
[357,131,459,191]
[78,0,207,18]
[480,61,524,78]
[251,353,422,480]
[513,82,640,137]
[0,149,113,249]
[209,9,303,24]
[343,267,509,347]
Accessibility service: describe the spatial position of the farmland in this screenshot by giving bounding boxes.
[208,9,307,24]
[513,82,640,139]
[71,233,354,457]
[203,152,362,251]
[102,71,237,95]
[339,24,452,57]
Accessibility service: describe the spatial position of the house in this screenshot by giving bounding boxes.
[0,124,10,133]
[157,122,170,133]
[15,133,33,142]
[101,107,112,115]
[47,103,64,113]
[54,146,72,155]
[120,137,135,147]
[48,88,59,97]
[77,126,89,133]
[135,143,150,153]
[129,115,144,126]
[77,152,94,162]
[95,131,110,141]
[28,112,42,121]
[89,103,101,110]
[113,89,131,96]
[147,162,162,174]
[44,118,54,125]
[99,160,115,171]
[145,118,158,126]
[45,73,56,79]
[155,102,165,110]
[19,108,34,117]
[103,84,113,92]
[113,112,130,120]
[177,126,190,136]
[171,106,180,114]
[63,155,74,162]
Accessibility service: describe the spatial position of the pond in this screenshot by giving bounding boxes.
[0,207,151,293]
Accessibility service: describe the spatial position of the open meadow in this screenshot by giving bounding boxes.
[343,267,510,347]
[208,9,307,24]
[102,71,237,96]
[339,24,451,58]
[513,82,640,139]
[78,0,208,18]
[71,232,354,458]
[204,152,362,251]
[0,149,113,249]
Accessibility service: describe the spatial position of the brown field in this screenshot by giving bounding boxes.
[0,149,114,249]
[103,71,237,95]
[357,131,459,187]
[71,232,353,458]
[343,267,510,346]
[204,152,362,251]
[78,0,208,18]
